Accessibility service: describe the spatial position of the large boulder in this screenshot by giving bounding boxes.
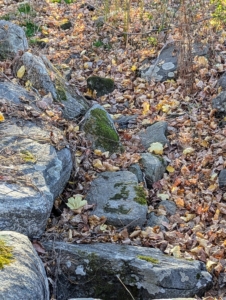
[0,231,49,300]
[86,171,147,228]
[0,20,28,59]
[81,104,122,153]
[12,52,90,119]
[0,82,72,238]
[43,242,212,300]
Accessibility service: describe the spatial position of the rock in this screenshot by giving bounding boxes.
[114,114,138,129]
[219,169,226,188]
[60,20,72,30]
[159,200,177,215]
[0,231,49,299]
[81,104,122,153]
[12,52,89,119]
[218,72,226,90]
[86,171,147,229]
[0,20,28,59]
[0,81,36,104]
[0,84,72,237]
[43,241,213,300]
[140,42,210,82]
[138,121,168,150]
[87,76,114,97]
[140,153,166,188]
[128,163,144,183]
[147,212,169,230]
[212,91,226,116]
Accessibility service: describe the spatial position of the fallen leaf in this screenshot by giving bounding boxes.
[148,142,163,155]
[66,194,87,211]
[17,65,26,78]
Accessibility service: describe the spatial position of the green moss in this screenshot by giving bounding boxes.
[114,182,123,188]
[133,186,147,205]
[0,238,14,269]
[110,186,129,200]
[196,273,200,279]
[137,255,159,264]
[56,85,67,101]
[104,203,130,214]
[83,108,120,153]
[87,76,114,97]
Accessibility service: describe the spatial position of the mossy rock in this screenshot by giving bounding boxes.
[82,104,122,153]
[60,21,72,30]
[87,76,114,97]
[0,238,14,269]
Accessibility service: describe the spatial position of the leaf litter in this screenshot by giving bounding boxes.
[1,0,226,297]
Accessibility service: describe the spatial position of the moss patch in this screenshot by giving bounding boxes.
[87,76,114,97]
[134,185,147,205]
[137,255,159,264]
[104,203,130,214]
[0,238,14,269]
[83,108,120,153]
[56,85,67,101]
[110,186,129,200]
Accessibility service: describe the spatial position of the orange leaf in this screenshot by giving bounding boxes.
[174,197,184,207]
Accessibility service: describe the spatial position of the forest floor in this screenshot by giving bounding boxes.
[1,0,226,298]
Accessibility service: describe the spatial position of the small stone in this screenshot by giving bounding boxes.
[219,169,226,187]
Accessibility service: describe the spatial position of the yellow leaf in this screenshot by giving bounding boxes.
[0,112,5,122]
[166,165,175,173]
[148,142,163,155]
[131,65,137,71]
[206,259,217,272]
[142,101,150,115]
[25,80,32,88]
[103,161,120,171]
[171,245,181,258]
[94,149,103,156]
[93,159,106,171]
[17,65,26,79]
[183,147,195,155]
[66,194,87,211]
[162,104,170,113]
[20,150,37,163]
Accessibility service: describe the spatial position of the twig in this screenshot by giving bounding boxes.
[116,275,135,300]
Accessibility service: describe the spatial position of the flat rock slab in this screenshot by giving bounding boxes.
[86,171,147,228]
[0,231,49,300]
[43,242,212,300]
[0,20,28,59]
[139,121,168,149]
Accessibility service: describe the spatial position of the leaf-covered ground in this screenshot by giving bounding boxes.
[1,0,226,298]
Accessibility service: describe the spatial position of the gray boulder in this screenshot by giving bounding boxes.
[0,20,28,59]
[128,163,144,183]
[0,231,49,300]
[43,242,212,300]
[81,104,122,153]
[0,85,72,237]
[12,52,89,119]
[86,171,147,228]
[159,200,177,215]
[140,153,166,188]
[139,121,168,150]
[212,91,226,115]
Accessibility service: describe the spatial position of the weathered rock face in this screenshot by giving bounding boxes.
[140,153,166,188]
[86,171,147,228]
[43,242,213,300]
[140,42,210,82]
[0,20,28,59]
[212,91,226,115]
[81,104,122,153]
[87,76,114,97]
[138,121,168,149]
[0,231,49,300]
[12,52,90,120]
[0,83,72,238]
